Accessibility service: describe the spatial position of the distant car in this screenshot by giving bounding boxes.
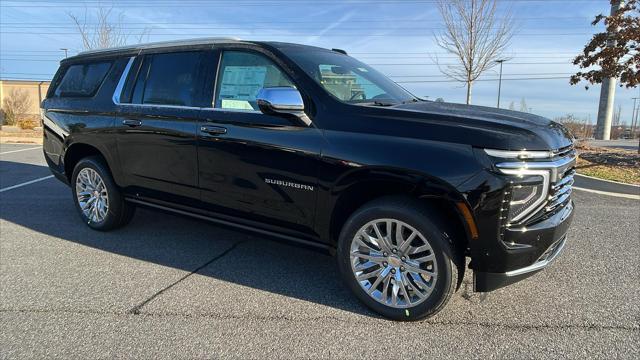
[42,38,575,321]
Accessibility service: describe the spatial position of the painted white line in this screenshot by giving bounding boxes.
[573,186,640,200]
[0,175,54,193]
[0,146,42,155]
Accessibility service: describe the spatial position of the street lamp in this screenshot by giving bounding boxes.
[60,48,68,58]
[495,59,507,108]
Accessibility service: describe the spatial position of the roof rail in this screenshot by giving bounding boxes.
[75,37,242,57]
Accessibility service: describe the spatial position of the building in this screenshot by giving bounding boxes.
[0,79,51,118]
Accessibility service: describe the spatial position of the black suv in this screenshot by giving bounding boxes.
[42,38,575,320]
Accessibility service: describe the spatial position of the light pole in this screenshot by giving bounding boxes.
[60,48,68,58]
[495,59,507,108]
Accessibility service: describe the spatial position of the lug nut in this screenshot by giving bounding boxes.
[391,269,396,274]
[400,266,405,271]
[392,249,397,253]
[383,262,388,267]
[383,252,388,257]
[401,256,406,261]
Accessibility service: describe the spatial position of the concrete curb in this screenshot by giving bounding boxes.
[574,174,640,198]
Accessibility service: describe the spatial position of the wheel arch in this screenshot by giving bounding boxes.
[63,142,119,184]
[326,167,476,257]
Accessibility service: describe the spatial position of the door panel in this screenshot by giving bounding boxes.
[197,110,323,233]
[116,106,201,202]
[114,50,211,204]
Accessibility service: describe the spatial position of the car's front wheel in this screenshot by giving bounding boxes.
[337,197,460,321]
[71,156,135,231]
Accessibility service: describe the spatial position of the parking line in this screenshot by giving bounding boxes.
[573,186,640,200]
[0,175,54,193]
[0,146,42,155]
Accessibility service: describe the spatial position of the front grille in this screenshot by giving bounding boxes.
[526,159,575,224]
[553,144,575,159]
[547,169,574,212]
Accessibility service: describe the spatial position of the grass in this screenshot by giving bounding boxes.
[575,142,640,185]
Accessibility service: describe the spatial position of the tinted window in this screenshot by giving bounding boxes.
[214,51,294,111]
[131,51,203,107]
[54,62,112,97]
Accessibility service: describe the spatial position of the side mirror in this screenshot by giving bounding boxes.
[256,87,311,126]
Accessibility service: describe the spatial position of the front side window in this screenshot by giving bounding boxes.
[286,50,416,105]
[131,51,203,107]
[214,51,294,111]
[54,61,112,97]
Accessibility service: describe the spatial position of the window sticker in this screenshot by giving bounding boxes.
[221,99,254,110]
[218,66,267,103]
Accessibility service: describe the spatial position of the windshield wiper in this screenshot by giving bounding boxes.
[400,98,420,104]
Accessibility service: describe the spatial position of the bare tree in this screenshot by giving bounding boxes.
[519,97,528,112]
[613,104,622,126]
[69,7,150,50]
[508,101,515,110]
[2,89,31,126]
[434,0,515,104]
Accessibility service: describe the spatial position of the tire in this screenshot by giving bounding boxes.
[71,156,135,231]
[337,196,460,321]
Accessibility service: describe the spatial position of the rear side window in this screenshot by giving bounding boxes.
[54,62,112,97]
[130,51,204,107]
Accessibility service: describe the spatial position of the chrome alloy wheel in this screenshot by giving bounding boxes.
[350,219,438,308]
[75,168,109,223]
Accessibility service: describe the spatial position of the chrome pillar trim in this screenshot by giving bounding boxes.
[112,56,135,105]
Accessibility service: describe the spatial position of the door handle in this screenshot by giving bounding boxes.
[122,119,142,127]
[200,125,227,136]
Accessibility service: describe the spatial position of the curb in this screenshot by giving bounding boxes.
[574,174,640,199]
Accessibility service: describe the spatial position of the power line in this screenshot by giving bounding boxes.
[0,17,594,25]
[0,57,572,65]
[0,0,608,7]
[0,24,597,30]
[395,76,570,83]
[0,31,595,37]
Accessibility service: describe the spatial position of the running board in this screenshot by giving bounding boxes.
[125,198,331,252]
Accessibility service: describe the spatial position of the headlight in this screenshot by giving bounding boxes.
[498,168,550,223]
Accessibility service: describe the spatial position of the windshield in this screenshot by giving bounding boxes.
[286,50,417,105]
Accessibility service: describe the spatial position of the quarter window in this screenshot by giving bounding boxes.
[54,61,112,97]
[214,51,294,111]
[130,51,203,107]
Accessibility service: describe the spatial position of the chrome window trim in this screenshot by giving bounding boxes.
[112,57,135,105]
[112,53,261,114]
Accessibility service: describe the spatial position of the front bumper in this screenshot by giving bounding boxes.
[473,200,574,292]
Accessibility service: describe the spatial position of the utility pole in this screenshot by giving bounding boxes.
[60,48,68,58]
[495,59,506,108]
[595,0,623,140]
[631,97,638,134]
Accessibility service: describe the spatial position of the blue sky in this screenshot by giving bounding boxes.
[1,0,638,123]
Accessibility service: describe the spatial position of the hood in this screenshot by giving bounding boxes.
[366,101,574,151]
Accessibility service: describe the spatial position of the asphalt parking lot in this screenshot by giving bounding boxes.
[1,143,639,359]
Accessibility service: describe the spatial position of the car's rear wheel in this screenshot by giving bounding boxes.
[71,156,135,231]
[337,197,460,321]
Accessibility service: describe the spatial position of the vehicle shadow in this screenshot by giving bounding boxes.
[0,160,375,317]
